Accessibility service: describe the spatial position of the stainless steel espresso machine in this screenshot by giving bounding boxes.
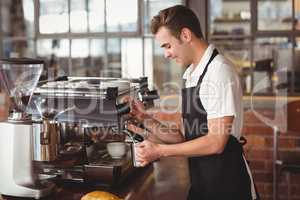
[31,77,158,186]
[30,76,158,187]
[0,58,158,199]
[0,58,55,199]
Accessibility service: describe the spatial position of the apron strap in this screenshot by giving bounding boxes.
[196,48,219,86]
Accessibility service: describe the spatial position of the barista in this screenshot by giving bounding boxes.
[0,91,10,121]
[127,5,259,200]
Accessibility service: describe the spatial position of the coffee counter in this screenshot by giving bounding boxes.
[0,157,190,200]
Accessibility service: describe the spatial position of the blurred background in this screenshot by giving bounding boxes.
[1,1,300,200]
[2,0,300,97]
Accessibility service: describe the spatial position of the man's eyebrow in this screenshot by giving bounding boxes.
[161,43,169,48]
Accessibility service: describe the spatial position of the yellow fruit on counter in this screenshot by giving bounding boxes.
[81,191,122,200]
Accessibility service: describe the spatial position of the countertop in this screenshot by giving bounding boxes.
[0,157,190,200]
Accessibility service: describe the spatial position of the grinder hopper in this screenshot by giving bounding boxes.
[0,58,43,119]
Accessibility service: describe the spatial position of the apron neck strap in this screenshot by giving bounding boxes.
[196,48,219,86]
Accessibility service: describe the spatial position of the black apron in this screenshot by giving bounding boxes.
[182,49,253,200]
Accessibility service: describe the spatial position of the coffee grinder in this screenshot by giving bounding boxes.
[0,58,54,199]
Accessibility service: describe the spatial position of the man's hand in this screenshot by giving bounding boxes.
[0,92,10,121]
[135,140,161,167]
[123,96,148,123]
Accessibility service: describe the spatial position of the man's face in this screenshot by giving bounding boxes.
[155,26,192,67]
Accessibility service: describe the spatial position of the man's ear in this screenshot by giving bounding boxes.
[180,28,192,42]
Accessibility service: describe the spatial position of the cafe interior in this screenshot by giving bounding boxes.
[0,0,300,200]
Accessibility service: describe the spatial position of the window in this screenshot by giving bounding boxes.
[106,0,138,32]
[144,0,184,95]
[38,0,138,34]
[0,0,184,96]
[208,0,300,95]
[39,0,69,34]
[257,0,292,31]
[209,0,251,36]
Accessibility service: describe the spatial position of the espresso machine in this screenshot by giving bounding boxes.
[0,58,158,199]
[0,58,55,199]
[30,76,158,186]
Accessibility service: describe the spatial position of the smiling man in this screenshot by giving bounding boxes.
[126,5,260,200]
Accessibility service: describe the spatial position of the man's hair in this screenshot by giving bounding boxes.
[150,5,203,39]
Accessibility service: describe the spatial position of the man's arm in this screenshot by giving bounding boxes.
[124,96,184,144]
[158,116,233,157]
[143,115,185,144]
[136,116,234,166]
[127,114,184,144]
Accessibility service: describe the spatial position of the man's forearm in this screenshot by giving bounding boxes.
[143,115,184,144]
[156,116,233,157]
[157,133,230,157]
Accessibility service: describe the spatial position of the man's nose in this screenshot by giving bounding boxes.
[164,50,171,59]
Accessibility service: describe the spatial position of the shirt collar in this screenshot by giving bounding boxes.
[182,44,215,80]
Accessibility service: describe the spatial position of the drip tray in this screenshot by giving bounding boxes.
[84,152,134,186]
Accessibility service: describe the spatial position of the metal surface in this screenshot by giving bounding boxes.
[32,120,60,162]
[28,76,157,188]
[131,143,142,168]
[8,112,30,121]
[35,77,134,97]
[84,150,134,186]
[124,129,144,168]
[30,77,156,125]
[0,122,54,199]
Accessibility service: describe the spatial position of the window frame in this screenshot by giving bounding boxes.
[207,0,300,95]
[36,0,143,38]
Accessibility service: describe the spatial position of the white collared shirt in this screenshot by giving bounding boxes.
[182,44,243,139]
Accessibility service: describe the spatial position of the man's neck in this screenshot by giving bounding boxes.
[191,40,209,72]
